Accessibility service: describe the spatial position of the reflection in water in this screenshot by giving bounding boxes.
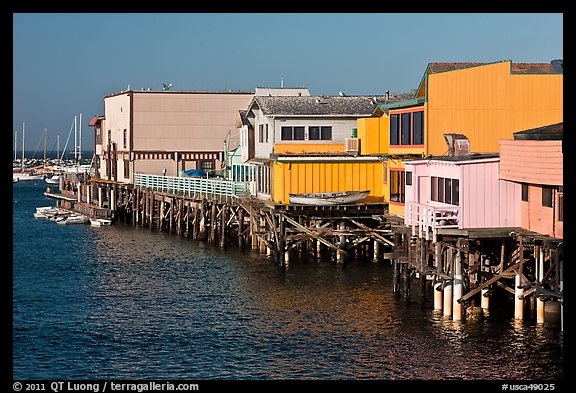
[13,186,563,380]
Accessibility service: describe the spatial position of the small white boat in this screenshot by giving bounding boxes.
[90,218,112,226]
[289,190,370,205]
[45,174,61,185]
[64,214,89,225]
[13,172,45,182]
[33,207,60,219]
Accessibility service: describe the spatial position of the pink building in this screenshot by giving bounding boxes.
[404,138,521,241]
[499,123,563,239]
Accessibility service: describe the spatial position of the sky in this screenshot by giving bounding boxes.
[12,13,563,157]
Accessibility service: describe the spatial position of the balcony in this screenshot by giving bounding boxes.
[405,201,460,242]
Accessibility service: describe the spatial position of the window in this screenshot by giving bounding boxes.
[200,160,213,170]
[309,126,320,140]
[401,113,411,145]
[430,177,459,206]
[390,110,424,146]
[259,125,264,143]
[390,170,405,203]
[542,186,553,208]
[413,111,423,145]
[320,126,332,140]
[96,127,101,145]
[281,126,293,140]
[124,159,129,178]
[452,179,459,205]
[123,129,127,148]
[405,171,413,186]
[390,114,399,145]
[522,184,529,201]
[294,126,305,140]
[265,124,269,143]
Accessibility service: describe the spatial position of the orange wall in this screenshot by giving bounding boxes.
[426,61,563,155]
[357,116,390,154]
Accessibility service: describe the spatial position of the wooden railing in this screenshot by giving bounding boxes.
[406,201,460,242]
[134,173,249,202]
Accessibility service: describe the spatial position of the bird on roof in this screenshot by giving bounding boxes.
[338,90,345,96]
[163,83,173,91]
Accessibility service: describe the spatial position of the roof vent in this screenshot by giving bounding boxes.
[443,133,470,157]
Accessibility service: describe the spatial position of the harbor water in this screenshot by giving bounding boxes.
[13,181,563,380]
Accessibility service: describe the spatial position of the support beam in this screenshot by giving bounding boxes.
[453,246,463,321]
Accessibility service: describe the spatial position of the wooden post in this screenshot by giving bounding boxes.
[515,237,524,320]
[420,237,426,302]
[443,247,453,318]
[238,209,244,249]
[98,186,103,208]
[337,221,346,264]
[453,244,463,321]
[481,287,490,314]
[169,198,174,234]
[184,203,189,237]
[402,263,410,301]
[433,242,442,310]
[373,240,380,263]
[209,203,217,244]
[199,203,206,240]
[192,206,198,239]
[536,245,545,324]
[159,200,165,232]
[392,260,400,294]
[279,217,286,268]
[219,204,227,248]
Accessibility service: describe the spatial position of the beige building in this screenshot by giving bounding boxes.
[89,89,254,183]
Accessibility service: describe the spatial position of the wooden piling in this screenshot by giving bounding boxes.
[219,204,227,248]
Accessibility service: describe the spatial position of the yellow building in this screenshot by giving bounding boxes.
[369,60,563,216]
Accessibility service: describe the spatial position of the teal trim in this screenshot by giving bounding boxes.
[415,63,431,102]
[374,98,425,113]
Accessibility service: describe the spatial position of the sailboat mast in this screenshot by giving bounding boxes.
[57,134,60,165]
[14,131,17,161]
[44,128,47,162]
[21,122,25,172]
[79,113,82,161]
[74,115,77,160]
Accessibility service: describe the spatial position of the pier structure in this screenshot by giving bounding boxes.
[49,172,563,330]
[389,224,563,328]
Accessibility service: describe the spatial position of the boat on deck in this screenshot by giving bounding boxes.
[288,190,370,205]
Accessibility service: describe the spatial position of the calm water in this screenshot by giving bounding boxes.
[13,181,563,380]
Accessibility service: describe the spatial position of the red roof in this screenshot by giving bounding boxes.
[87,115,101,127]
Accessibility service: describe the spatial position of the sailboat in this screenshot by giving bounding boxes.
[13,122,46,182]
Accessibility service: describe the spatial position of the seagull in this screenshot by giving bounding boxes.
[163,83,173,90]
[338,90,345,96]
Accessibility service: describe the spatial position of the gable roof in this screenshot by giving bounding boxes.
[247,94,413,117]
